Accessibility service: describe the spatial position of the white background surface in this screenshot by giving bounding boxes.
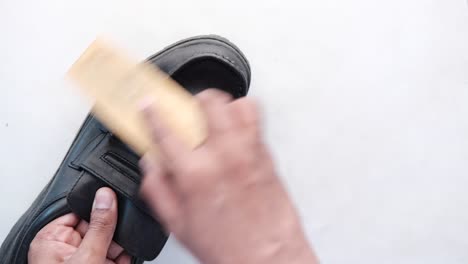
[1,0,468,263]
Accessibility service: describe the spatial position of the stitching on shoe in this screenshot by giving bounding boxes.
[100,152,140,184]
[81,165,153,218]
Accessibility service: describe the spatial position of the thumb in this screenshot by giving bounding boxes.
[76,187,118,262]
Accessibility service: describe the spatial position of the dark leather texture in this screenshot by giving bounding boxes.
[0,35,250,263]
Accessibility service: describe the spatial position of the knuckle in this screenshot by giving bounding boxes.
[89,213,114,232]
[177,159,218,191]
[219,146,245,167]
[35,229,55,241]
[63,229,77,244]
[189,160,213,177]
[232,154,251,168]
[219,141,257,170]
[179,156,215,177]
[230,98,261,126]
[225,154,252,175]
[54,226,71,241]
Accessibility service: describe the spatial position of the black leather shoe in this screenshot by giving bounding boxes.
[0,35,251,264]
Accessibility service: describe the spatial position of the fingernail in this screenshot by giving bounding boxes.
[93,188,113,210]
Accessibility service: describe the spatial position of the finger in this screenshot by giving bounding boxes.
[140,154,180,231]
[115,252,132,264]
[75,220,88,237]
[140,98,190,162]
[196,88,232,104]
[107,242,125,260]
[195,89,234,134]
[75,219,123,260]
[48,213,80,227]
[51,226,82,247]
[227,97,260,129]
[76,187,118,262]
[66,230,82,248]
[34,223,81,247]
[105,258,115,264]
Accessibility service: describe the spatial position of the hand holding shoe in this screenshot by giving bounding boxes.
[28,188,131,264]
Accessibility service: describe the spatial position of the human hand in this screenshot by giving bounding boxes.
[28,187,131,264]
[140,89,319,264]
